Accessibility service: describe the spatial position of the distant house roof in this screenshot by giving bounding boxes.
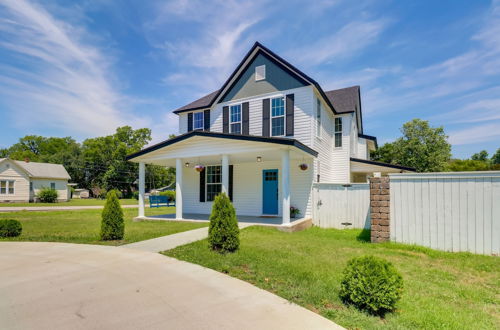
[0,158,71,180]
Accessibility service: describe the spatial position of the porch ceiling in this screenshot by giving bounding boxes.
[127,131,317,166]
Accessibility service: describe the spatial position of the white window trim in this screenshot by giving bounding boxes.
[316,98,322,139]
[229,104,242,134]
[334,117,343,149]
[206,165,222,202]
[0,180,15,195]
[270,96,286,137]
[193,111,204,130]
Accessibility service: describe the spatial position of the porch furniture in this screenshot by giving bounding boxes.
[149,195,174,208]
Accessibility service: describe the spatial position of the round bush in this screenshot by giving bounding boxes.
[208,192,239,253]
[0,219,22,237]
[37,187,58,203]
[159,190,175,202]
[339,255,403,315]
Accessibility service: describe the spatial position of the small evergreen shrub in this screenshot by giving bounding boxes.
[339,255,403,316]
[106,189,123,199]
[100,190,124,240]
[208,192,239,253]
[132,191,139,200]
[37,187,58,203]
[159,190,176,202]
[0,219,22,237]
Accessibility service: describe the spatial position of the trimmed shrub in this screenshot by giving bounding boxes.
[132,191,139,200]
[339,255,403,316]
[208,192,239,253]
[159,190,176,202]
[106,189,123,199]
[0,219,22,237]
[100,190,124,240]
[37,187,58,203]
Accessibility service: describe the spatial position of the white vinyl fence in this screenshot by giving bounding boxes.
[390,172,500,255]
[313,183,370,229]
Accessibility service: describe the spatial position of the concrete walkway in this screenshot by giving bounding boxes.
[0,204,142,212]
[121,223,252,252]
[0,242,341,330]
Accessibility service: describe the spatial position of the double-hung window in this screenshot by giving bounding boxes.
[230,104,242,134]
[316,98,321,137]
[271,97,285,136]
[206,165,222,202]
[334,117,342,148]
[193,112,204,130]
[0,180,14,194]
[50,182,56,190]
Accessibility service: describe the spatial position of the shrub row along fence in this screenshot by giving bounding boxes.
[388,172,500,255]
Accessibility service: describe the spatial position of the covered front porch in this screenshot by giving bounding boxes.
[126,131,318,226]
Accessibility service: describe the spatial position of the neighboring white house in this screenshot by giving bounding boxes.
[0,158,71,203]
[127,42,413,224]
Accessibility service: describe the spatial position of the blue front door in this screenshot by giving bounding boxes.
[262,169,279,215]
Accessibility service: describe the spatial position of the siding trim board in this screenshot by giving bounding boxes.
[126,130,319,160]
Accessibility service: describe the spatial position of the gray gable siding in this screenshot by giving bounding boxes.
[221,53,308,102]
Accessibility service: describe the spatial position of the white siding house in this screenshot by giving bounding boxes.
[0,159,71,202]
[128,42,412,225]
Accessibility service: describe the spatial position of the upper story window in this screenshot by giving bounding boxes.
[230,104,242,134]
[193,112,204,130]
[271,97,285,136]
[316,98,321,137]
[335,117,342,148]
[206,165,222,202]
[255,65,266,81]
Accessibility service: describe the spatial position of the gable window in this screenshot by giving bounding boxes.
[271,97,285,136]
[255,65,266,81]
[335,117,343,148]
[193,112,204,130]
[50,182,56,190]
[206,165,222,201]
[316,98,322,137]
[230,104,242,134]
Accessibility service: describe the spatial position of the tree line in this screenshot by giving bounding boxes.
[0,126,175,197]
[371,119,500,172]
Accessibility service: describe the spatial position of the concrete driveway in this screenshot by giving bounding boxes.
[0,242,341,330]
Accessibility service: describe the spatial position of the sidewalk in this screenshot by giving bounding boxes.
[121,223,252,252]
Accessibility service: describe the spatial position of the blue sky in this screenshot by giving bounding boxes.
[0,0,499,158]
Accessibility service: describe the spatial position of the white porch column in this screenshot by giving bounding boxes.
[222,154,229,195]
[138,162,145,218]
[176,158,183,220]
[282,149,290,225]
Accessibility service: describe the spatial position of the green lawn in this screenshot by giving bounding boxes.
[0,198,140,207]
[165,226,500,329]
[0,206,206,245]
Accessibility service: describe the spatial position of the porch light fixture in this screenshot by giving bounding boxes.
[184,162,190,167]
[257,156,262,162]
[299,163,308,171]
[195,164,205,172]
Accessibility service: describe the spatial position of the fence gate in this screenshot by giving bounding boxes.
[313,183,371,229]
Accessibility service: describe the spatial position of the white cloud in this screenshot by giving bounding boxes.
[0,0,148,138]
[448,122,500,145]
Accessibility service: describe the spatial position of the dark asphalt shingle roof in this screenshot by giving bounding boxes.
[324,86,360,114]
[173,89,220,113]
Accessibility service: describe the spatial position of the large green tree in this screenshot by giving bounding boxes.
[491,148,500,165]
[371,119,451,172]
[471,150,489,162]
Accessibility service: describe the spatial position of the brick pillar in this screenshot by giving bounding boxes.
[370,177,390,243]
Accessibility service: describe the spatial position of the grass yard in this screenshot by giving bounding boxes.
[0,198,140,207]
[0,206,206,245]
[165,226,500,329]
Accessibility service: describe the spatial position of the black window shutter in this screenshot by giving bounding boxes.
[229,165,234,201]
[242,102,250,135]
[223,106,229,133]
[262,98,270,137]
[187,113,193,132]
[203,109,210,131]
[286,94,294,136]
[199,168,205,202]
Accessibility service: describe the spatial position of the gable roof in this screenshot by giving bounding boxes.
[324,86,360,113]
[0,158,71,180]
[173,42,341,116]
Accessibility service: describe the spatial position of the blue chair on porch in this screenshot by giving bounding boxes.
[149,195,175,208]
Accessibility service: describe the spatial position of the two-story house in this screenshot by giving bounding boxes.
[127,42,413,225]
